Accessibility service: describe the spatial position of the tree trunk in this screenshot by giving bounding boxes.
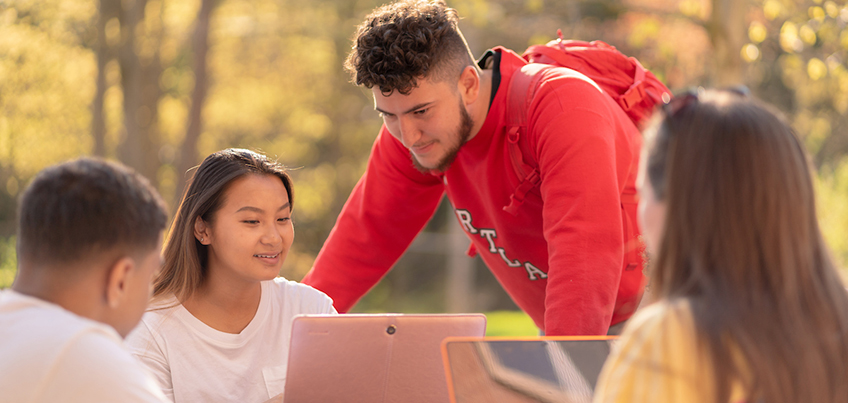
[91,0,117,157]
[117,0,162,185]
[708,0,747,86]
[117,0,146,175]
[175,0,215,204]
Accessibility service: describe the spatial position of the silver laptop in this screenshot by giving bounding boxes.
[441,336,618,403]
[283,313,487,403]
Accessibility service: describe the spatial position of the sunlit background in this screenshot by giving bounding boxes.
[1,0,847,334]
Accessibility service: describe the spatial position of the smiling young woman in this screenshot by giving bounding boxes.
[125,149,336,403]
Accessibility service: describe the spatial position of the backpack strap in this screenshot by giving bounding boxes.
[502,63,603,216]
[503,63,549,215]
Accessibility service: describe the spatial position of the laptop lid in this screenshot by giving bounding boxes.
[441,336,618,403]
[283,313,486,403]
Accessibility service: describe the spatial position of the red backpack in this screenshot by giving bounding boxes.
[503,30,671,215]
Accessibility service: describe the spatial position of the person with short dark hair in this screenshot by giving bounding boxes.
[0,158,168,402]
[594,89,848,403]
[302,0,646,335]
[125,149,335,403]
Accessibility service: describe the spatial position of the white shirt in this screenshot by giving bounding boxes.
[125,278,336,403]
[0,290,166,403]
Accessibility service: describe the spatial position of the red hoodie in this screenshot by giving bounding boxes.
[303,48,645,335]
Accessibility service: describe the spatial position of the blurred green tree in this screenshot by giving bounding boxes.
[0,0,846,308]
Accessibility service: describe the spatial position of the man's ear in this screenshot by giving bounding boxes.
[457,65,480,105]
[194,216,210,245]
[105,257,134,308]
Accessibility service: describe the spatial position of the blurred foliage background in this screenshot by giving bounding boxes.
[1,0,847,328]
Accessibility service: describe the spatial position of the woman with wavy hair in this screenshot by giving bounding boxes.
[126,148,335,403]
[594,89,848,403]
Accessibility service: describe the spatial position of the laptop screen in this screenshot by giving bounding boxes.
[442,337,617,403]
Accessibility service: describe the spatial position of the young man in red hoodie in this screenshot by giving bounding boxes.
[303,0,645,335]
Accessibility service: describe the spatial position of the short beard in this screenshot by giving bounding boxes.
[411,100,474,174]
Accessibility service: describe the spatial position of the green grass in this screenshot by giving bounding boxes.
[0,237,16,289]
[484,310,539,336]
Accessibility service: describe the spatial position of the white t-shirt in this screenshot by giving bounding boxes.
[0,290,166,403]
[125,278,336,403]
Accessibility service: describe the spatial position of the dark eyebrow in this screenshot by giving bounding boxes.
[235,202,291,214]
[375,102,434,116]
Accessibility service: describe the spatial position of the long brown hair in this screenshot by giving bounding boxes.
[152,148,294,303]
[643,89,848,402]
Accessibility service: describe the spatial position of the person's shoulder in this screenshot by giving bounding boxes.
[596,301,719,403]
[269,277,335,312]
[608,298,700,374]
[0,290,118,341]
[594,299,703,400]
[619,298,695,342]
[141,296,180,322]
[64,327,141,366]
[125,296,182,349]
[0,288,28,307]
[534,68,609,107]
[49,329,166,402]
[270,277,332,299]
[0,293,131,399]
[130,296,181,334]
[0,292,165,402]
[517,66,622,136]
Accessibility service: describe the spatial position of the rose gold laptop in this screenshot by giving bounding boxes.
[283,313,487,403]
[441,336,618,403]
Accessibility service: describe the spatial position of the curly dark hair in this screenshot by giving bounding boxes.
[345,0,475,95]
